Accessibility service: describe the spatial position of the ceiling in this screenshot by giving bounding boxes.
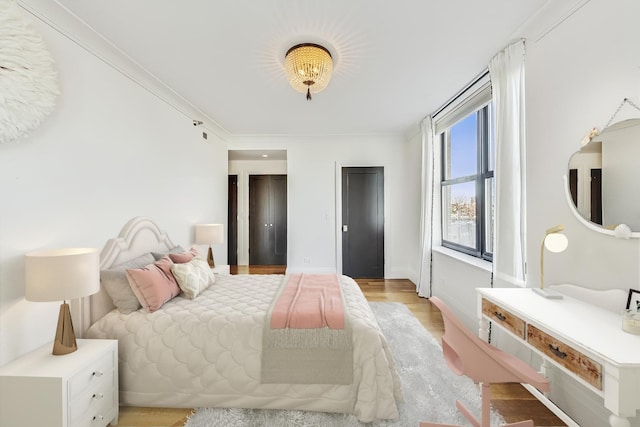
[54,0,550,138]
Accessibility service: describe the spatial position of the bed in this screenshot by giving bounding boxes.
[80,217,401,422]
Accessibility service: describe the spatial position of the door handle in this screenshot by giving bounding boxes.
[342,225,348,232]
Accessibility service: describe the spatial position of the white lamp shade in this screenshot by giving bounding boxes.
[25,248,100,302]
[544,233,568,253]
[195,223,224,245]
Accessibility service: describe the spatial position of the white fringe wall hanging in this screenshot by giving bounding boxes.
[0,0,60,144]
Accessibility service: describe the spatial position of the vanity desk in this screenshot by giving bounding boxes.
[477,287,640,427]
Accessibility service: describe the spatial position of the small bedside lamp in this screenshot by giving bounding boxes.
[534,225,568,299]
[25,248,100,355]
[195,223,224,268]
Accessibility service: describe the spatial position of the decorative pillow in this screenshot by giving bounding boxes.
[125,256,181,312]
[151,245,185,261]
[101,253,155,314]
[171,258,215,299]
[168,247,199,264]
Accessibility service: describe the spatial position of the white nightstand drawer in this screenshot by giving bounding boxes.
[72,401,117,427]
[68,351,115,400]
[69,378,114,425]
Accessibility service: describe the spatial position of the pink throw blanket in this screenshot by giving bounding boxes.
[270,273,345,329]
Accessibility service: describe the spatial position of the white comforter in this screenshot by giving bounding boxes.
[86,274,401,422]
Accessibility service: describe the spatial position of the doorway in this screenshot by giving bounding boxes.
[249,175,287,265]
[228,175,238,265]
[341,167,384,278]
[590,168,602,225]
[228,149,288,267]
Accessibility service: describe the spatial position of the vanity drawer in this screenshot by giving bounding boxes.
[527,324,602,390]
[482,298,526,339]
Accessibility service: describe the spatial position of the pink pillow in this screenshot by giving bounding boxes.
[168,248,199,264]
[126,256,181,312]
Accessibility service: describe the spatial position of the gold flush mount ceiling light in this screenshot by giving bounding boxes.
[284,43,333,101]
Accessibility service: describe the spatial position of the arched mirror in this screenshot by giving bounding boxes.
[567,116,640,235]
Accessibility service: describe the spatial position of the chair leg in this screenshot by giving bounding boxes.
[421,382,534,427]
[455,401,480,427]
[481,383,491,427]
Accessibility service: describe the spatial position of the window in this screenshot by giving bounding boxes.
[439,101,494,260]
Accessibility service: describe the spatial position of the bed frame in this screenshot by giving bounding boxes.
[75,217,176,337]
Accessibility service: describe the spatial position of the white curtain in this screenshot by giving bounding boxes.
[488,39,527,288]
[417,116,435,297]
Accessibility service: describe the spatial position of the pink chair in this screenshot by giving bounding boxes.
[420,297,550,427]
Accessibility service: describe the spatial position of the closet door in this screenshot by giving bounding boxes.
[249,175,287,265]
[342,167,384,278]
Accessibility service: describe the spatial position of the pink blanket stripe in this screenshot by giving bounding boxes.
[270,273,345,329]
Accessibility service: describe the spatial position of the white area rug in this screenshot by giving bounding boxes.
[183,302,505,426]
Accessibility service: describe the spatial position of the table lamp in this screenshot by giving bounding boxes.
[534,224,568,299]
[195,223,224,268]
[25,248,100,355]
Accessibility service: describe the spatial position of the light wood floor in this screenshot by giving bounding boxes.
[114,266,565,427]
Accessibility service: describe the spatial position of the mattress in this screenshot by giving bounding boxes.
[86,274,401,422]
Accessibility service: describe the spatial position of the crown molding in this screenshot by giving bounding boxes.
[16,0,231,142]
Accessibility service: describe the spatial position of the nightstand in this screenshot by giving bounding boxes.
[211,264,230,275]
[0,339,118,427]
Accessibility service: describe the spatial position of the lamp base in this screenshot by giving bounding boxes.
[532,288,564,299]
[206,246,215,268]
[52,302,78,355]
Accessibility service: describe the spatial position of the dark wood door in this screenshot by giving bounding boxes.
[342,167,384,278]
[569,169,578,207]
[591,168,602,225]
[228,175,238,265]
[249,175,287,265]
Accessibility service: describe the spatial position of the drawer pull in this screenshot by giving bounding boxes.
[92,370,104,377]
[93,393,104,400]
[493,311,506,321]
[93,415,104,421]
[548,344,567,359]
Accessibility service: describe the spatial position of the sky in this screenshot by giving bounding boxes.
[447,113,478,201]
[449,113,478,179]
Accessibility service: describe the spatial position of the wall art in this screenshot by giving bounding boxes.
[0,0,60,144]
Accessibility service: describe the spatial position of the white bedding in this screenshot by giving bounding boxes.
[86,273,401,422]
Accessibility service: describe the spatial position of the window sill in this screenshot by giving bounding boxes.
[432,246,492,273]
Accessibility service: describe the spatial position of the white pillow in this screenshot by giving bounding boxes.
[171,258,215,299]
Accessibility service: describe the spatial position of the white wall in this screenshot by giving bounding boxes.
[0,8,228,366]
[404,130,423,284]
[230,134,418,278]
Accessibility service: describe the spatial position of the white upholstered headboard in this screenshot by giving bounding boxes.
[75,217,176,337]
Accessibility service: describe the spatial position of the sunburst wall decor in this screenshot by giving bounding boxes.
[0,0,60,144]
